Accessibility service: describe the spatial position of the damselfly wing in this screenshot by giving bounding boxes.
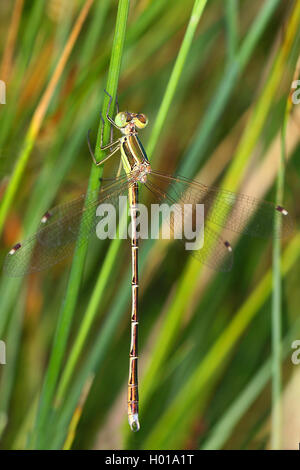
[3,168,292,276]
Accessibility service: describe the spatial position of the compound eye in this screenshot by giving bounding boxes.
[115,112,127,128]
[134,113,148,129]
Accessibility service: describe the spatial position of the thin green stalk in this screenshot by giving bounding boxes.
[72,0,176,101]
[32,0,130,449]
[270,94,289,450]
[146,0,208,162]
[125,0,202,78]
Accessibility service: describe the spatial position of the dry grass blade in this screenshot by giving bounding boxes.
[0,0,24,82]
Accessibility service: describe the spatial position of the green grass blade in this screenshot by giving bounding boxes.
[270,87,291,450]
[31,0,130,449]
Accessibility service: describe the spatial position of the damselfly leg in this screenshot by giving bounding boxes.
[87,90,121,167]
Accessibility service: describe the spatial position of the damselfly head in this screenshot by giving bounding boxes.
[115,112,148,130]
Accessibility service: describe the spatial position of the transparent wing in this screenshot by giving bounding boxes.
[144,179,233,272]
[4,174,134,277]
[148,170,293,238]
[36,173,129,233]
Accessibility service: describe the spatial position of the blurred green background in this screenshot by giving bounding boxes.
[0,0,300,450]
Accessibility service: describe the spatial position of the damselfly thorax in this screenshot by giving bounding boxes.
[119,134,151,183]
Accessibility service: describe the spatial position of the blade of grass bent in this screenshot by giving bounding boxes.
[270,93,290,450]
[32,0,130,449]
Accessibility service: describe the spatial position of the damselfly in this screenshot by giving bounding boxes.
[3,91,293,432]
